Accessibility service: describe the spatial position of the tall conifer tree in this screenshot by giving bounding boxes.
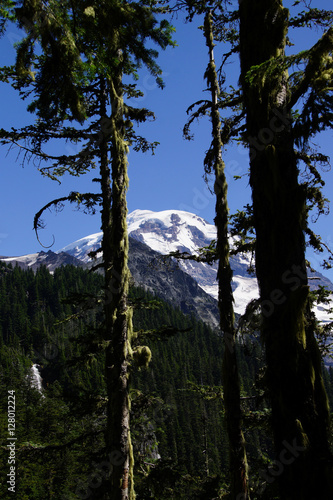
[238,1,333,497]
[203,10,249,499]
[177,0,333,495]
[180,3,249,495]
[0,1,174,498]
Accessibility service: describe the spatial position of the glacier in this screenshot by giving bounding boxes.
[55,208,333,323]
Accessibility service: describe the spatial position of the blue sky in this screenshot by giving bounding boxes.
[0,2,333,281]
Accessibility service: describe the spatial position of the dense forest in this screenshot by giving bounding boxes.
[0,263,333,498]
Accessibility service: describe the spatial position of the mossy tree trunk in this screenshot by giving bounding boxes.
[238,1,333,497]
[99,63,134,499]
[204,11,250,499]
[0,3,174,499]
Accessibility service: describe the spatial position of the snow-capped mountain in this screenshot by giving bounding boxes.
[127,210,333,322]
[55,209,333,322]
[1,209,331,325]
[127,209,258,315]
[55,209,259,315]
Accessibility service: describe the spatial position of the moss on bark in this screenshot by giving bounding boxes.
[204,11,250,499]
[238,1,333,497]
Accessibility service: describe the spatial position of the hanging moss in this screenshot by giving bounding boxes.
[132,346,152,369]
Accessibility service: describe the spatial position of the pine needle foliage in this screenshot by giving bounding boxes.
[0,2,175,498]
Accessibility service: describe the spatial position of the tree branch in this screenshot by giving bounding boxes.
[289,26,333,109]
[34,192,102,247]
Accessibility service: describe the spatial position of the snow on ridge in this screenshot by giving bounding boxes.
[128,208,214,232]
[59,232,103,252]
[57,232,103,262]
[199,275,260,316]
[128,208,216,256]
[56,209,216,260]
[53,208,333,324]
[1,253,39,267]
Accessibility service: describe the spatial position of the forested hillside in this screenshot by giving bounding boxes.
[1,263,333,499]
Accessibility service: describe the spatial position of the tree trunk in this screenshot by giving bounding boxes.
[99,66,134,499]
[204,12,250,499]
[238,1,333,497]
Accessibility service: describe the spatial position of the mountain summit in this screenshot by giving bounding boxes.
[127,209,258,314]
[56,209,259,315]
[57,209,332,322]
[1,209,331,324]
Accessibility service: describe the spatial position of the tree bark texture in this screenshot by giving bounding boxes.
[99,66,134,500]
[238,1,333,498]
[204,12,250,499]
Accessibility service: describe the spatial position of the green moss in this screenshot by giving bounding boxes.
[128,424,135,499]
[131,346,152,368]
[295,419,310,449]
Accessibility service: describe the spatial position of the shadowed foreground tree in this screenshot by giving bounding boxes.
[173,0,333,496]
[0,1,174,498]
[202,10,249,499]
[176,2,250,495]
[170,3,250,495]
[238,0,333,497]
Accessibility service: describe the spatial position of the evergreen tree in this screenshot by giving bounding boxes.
[238,1,333,497]
[172,0,333,496]
[0,2,174,498]
[182,8,250,498]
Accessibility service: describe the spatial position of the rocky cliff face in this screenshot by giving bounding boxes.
[80,236,221,328]
[128,238,220,328]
